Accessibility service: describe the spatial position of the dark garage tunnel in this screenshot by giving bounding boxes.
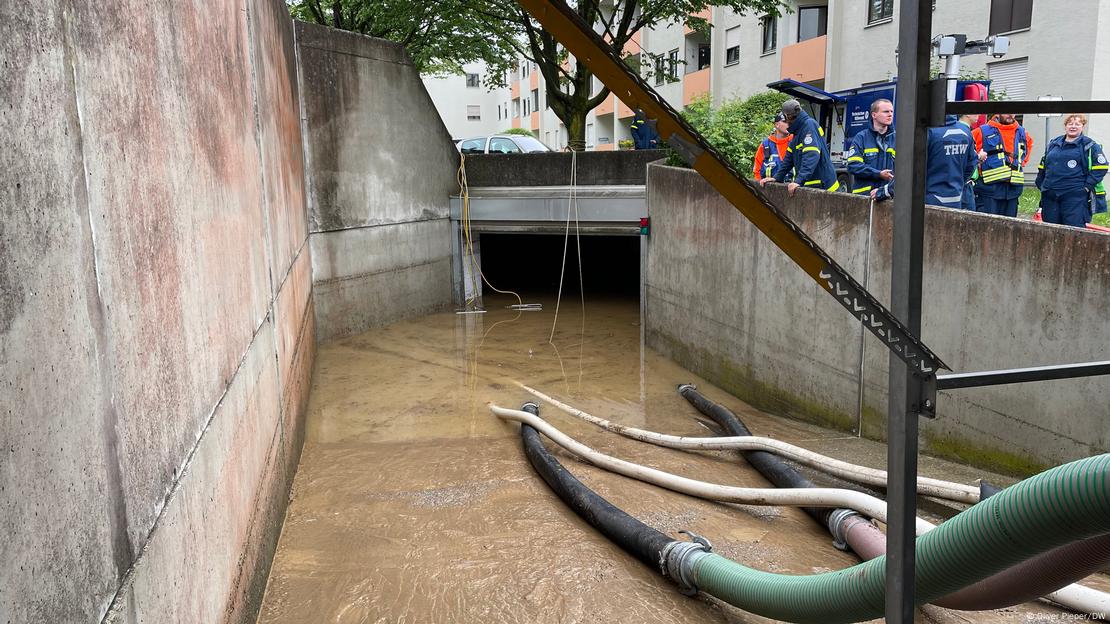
[476,233,640,298]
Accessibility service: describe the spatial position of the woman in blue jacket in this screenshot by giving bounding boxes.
[1035,114,1109,227]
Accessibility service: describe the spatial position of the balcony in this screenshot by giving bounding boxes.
[684,8,711,35]
[595,93,616,116]
[780,35,826,83]
[682,67,710,106]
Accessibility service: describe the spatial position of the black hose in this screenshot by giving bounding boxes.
[677,384,834,525]
[519,403,673,570]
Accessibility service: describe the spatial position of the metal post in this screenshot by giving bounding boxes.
[944,54,960,101]
[888,0,933,621]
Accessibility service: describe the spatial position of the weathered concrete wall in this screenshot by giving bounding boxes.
[645,164,1109,474]
[0,0,314,622]
[461,150,667,187]
[296,23,458,341]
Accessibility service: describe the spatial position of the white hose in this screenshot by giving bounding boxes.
[516,383,981,504]
[490,404,937,535]
[1047,584,1110,619]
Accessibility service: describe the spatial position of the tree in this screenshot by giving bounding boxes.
[469,0,786,149]
[288,0,517,77]
[290,0,786,149]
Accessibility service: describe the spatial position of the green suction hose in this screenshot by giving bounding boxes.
[687,454,1110,623]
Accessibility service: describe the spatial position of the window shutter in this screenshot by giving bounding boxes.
[987,57,1028,100]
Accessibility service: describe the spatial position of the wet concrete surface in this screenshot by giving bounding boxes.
[257,295,1107,623]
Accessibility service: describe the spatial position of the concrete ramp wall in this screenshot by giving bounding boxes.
[645,164,1109,474]
[1,1,314,622]
[296,22,459,341]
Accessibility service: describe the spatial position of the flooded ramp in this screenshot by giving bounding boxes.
[256,296,1095,623]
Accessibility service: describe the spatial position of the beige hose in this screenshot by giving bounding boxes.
[516,383,981,504]
[491,404,936,535]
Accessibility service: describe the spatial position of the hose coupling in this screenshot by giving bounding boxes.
[676,383,697,395]
[521,402,540,415]
[660,531,713,596]
[828,508,863,552]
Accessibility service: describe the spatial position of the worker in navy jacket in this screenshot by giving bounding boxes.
[972,113,1033,217]
[846,98,895,196]
[761,99,840,196]
[872,115,976,207]
[630,109,660,150]
[1035,113,1109,227]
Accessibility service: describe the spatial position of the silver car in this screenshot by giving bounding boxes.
[457,134,552,154]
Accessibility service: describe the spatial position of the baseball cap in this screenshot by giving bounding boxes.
[781,99,802,120]
[774,112,787,123]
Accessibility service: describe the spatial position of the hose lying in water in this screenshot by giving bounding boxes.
[516,382,980,503]
[507,401,1110,623]
[490,404,934,534]
[678,384,1110,617]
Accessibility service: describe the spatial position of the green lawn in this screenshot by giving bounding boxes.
[1017,186,1109,227]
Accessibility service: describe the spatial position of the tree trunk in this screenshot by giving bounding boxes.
[565,110,588,151]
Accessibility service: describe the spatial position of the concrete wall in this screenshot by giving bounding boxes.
[461,150,666,187]
[0,0,314,622]
[296,22,459,341]
[645,164,1109,475]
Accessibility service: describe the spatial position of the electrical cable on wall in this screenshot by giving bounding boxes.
[456,153,524,311]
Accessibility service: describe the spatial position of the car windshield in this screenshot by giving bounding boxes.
[512,136,551,152]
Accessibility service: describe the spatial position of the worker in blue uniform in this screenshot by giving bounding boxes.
[845,98,895,196]
[630,109,660,150]
[760,99,840,196]
[872,115,976,207]
[1035,113,1109,228]
[971,113,1033,217]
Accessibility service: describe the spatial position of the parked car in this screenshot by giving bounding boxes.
[457,134,552,154]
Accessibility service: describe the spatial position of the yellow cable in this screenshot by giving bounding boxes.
[457,153,522,308]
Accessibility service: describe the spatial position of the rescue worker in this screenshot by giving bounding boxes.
[871,115,976,207]
[1035,113,1108,228]
[753,112,793,181]
[630,109,660,150]
[760,99,840,196]
[971,113,1033,217]
[846,98,895,197]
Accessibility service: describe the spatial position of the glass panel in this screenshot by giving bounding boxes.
[798,6,828,42]
[489,138,520,154]
[761,15,777,52]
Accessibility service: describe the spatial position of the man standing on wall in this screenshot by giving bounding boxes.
[753,112,793,181]
[760,99,840,196]
[972,113,1033,217]
[845,98,895,197]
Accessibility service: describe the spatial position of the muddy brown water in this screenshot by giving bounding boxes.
[257,295,1105,624]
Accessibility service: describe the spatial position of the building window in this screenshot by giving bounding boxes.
[531,89,539,113]
[653,54,665,85]
[989,0,1033,35]
[466,105,480,121]
[667,48,680,81]
[760,15,777,53]
[587,122,595,147]
[524,98,530,116]
[513,99,520,118]
[868,0,893,24]
[725,26,741,65]
[497,104,502,121]
[797,5,828,42]
[465,73,480,88]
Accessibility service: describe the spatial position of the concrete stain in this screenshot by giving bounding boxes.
[256,296,1090,623]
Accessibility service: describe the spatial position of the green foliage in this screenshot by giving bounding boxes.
[665,90,790,173]
[500,127,537,137]
[288,0,516,78]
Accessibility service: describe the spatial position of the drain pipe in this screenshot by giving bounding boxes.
[511,401,1110,623]
[679,386,1110,617]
